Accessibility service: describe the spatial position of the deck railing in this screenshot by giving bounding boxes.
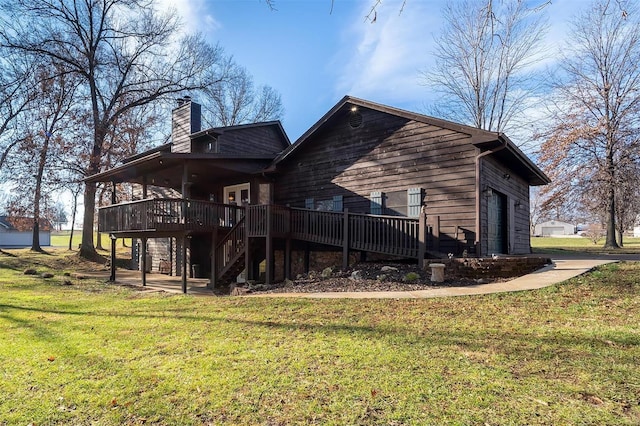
[349,212,420,257]
[290,208,344,247]
[247,205,427,262]
[98,198,244,233]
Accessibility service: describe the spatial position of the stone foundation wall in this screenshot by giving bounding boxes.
[442,256,552,279]
[269,250,550,282]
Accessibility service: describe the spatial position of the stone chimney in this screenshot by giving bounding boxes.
[171,96,201,153]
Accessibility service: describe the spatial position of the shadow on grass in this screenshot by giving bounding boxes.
[2,301,638,361]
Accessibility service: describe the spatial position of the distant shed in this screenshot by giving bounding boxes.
[534,220,575,237]
[0,216,52,247]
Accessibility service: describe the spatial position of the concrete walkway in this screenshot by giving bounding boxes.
[93,258,619,299]
[272,259,616,299]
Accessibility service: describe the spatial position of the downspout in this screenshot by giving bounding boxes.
[475,136,508,256]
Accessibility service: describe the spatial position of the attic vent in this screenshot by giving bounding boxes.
[349,112,363,128]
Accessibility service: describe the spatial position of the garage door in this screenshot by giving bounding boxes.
[541,227,564,236]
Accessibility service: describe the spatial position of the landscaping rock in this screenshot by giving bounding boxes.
[380,266,398,272]
[41,272,54,279]
[350,270,363,281]
[376,274,387,281]
[321,266,334,278]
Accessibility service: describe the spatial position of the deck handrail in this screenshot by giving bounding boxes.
[98,198,245,233]
[247,204,426,262]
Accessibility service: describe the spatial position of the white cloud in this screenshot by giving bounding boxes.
[333,1,441,105]
[156,0,221,35]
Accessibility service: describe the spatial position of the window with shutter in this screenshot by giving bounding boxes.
[370,191,383,215]
[407,188,423,217]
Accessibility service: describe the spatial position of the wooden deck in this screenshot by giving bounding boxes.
[100,199,437,288]
[98,198,244,234]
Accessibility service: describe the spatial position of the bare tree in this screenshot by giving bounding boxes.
[422,0,548,133]
[201,61,284,127]
[538,0,640,249]
[0,61,78,251]
[29,66,78,251]
[0,55,35,169]
[0,0,226,259]
[67,181,82,251]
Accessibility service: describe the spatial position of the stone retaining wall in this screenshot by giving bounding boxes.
[442,256,552,279]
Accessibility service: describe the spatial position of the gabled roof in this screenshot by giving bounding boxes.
[0,216,52,232]
[85,120,290,185]
[269,96,550,186]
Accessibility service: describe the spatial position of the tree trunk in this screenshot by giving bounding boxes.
[31,133,50,252]
[79,181,99,259]
[31,220,41,252]
[604,183,619,249]
[79,123,105,260]
[618,229,624,247]
[95,189,105,250]
[69,186,79,250]
[603,153,619,249]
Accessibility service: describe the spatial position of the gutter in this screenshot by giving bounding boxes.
[475,136,508,255]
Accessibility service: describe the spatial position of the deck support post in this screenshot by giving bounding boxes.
[418,211,426,269]
[109,236,116,282]
[244,207,251,283]
[209,230,217,289]
[109,183,117,282]
[142,176,147,198]
[285,237,292,280]
[141,237,147,286]
[342,208,349,270]
[265,205,273,285]
[181,235,188,293]
[432,215,440,253]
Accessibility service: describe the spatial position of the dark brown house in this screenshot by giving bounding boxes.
[87,96,549,292]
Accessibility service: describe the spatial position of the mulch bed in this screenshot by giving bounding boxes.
[236,262,506,294]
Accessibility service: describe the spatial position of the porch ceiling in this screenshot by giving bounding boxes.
[85,152,273,189]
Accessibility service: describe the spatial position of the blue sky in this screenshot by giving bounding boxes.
[158,0,571,142]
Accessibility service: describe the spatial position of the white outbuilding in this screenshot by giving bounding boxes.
[0,216,51,247]
[534,220,575,236]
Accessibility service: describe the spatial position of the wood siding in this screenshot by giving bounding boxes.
[480,156,530,255]
[171,102,201,154]
[218,126,286,156]
[273,106,478,255]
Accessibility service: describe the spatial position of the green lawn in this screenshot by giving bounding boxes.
[50,231,131,250]
[531,236,640,254]
[0,249,639,425]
